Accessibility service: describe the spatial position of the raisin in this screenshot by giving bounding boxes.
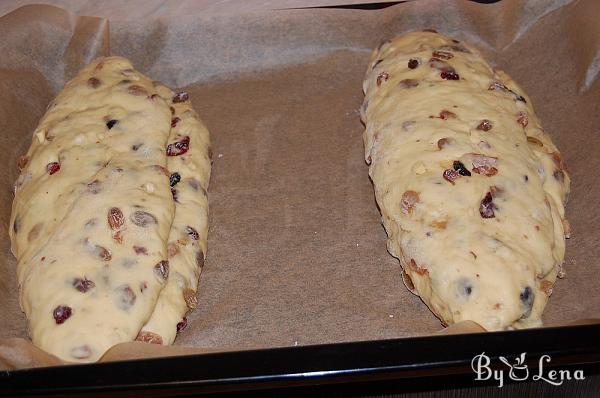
[47,162,60,175]
[87,77,101,88]
[131,143,142,151]
[128,85,147,96]
[171,117,181,128]
[437,138,450,150]
[471,154,498,176]
[441,70,460,80]
[108,207,125,230]
[73,277,95,293]
[409,259,429,275]
[399,79,419,88]
[17,155,29,170]
[443,169,460,184]
[432,50,453,60]
[401,190,419,214]
[70,345,92,359]
[106,119,118,129]
[170,172,181,187]
[196,251,205,268]
[116,285,136,310]
[479,192,496,218]
[130,211,157,227]
[176,318,188,334]
[173,92,189,103]
[520,286,534,318]
[136,331,163,344]
[133,245,148,255]
[186,226,199,240]
[408,58,420,69]
[183,288,198,309]
[87,179,102,194]
[477,120,493,131]
[376,72,389,86]
[517,111,529,127]
[453,161,471,176]
[154,260,169,283]
[97,245,112,261]
[53,305,72,324]
[166,136,190,156]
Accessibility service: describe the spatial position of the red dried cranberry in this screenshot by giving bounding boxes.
[53,305,72,324]
[186,226,199,240]
[73,277,95,293]
[154,260,169,283]
[171,117,181,128]
[517,111,529,128]
[108,207,125,230]
[176,317,188,334]
[477,120,493,131]
[173,92,189,103]
[47,162,60,175]
[408,58,420,69]
[170,172,181,187]
[479,192,496,218]
[97,245,112,261]
[166,136,190,156]
[400,191,419,214]
[376,72,389,86]
[443,169,460,184]
[441,71,459,80]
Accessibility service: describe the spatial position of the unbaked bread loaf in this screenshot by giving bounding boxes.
[9,56,210,362]
[361,31,570,330]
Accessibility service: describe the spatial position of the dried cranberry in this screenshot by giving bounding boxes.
[47,162,60,175]
[133,245,148,255]
[171,117,181,128]
[166,136,190,156]
[432,50,453,60]
[106,119,118,129]
[97,245,112,261]
[108,207,125,230]
[441,71,459,80]
[154,260,169,283]
[453,161,471,176]
[479,192,496,218]
[443,169,460,184]
[376,72,389,86]
[53,305,72,324]
[477,120,493,131]
[400,190,419,214]
[169,172,181,187]
[87,77,101,88]
[437,138,450,150]
[176,317,188,333]
[517,111,529,128]
[471,155,498,176]
[408,58,420,69]
[186,226,199,240]
[130,211,157,227]
[409,259,428,275]
[73,277,95,293]
[173,92,189,103]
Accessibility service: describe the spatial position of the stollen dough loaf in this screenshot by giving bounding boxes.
[361,31,570,330]
[9,56,210,361]
[137,83,211,346]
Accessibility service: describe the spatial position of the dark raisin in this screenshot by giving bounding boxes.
[106,119,118,129]
[166,136,190,156]
[73,277,95,293]
[477,120,493,131]
[443,169,460,184]
[520,286,534,318]
[186,226,199,240]
[517,111,529,127]
[133,245,148,255]
[524,175,529,182]
[453,161,471,176]
[53,305,72,324]
[479,192,496,218]
[87,77,101,88]
[116,285,136,310]
[171,117,181,128]
[169,172,181,187]
[176,317,188,334]
[376,72,389,86]
[47,162,60,175]
[173,92,189,103]
[441,71,459,80]
[130,211,157,227]
[154,260,169,283]
[108,207,125,230]
[408,58,419,69]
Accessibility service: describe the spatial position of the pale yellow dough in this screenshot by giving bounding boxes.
[361,32,570,330]
[10,56,210,361]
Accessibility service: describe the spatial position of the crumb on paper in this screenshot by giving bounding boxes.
[218,153,223,158]
[389,314,394,318]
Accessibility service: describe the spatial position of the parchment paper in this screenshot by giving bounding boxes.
[0,0,598,369]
